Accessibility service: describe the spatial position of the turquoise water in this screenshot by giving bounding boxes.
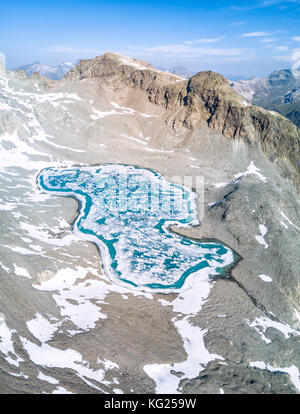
[38,164,235,292]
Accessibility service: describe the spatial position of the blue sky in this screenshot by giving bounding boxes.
[1,0,300,77]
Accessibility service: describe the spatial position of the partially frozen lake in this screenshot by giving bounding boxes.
[38,164,236,292]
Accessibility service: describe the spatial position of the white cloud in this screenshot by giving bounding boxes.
[273,55,292,61]
[242,31,273,37]
[261,38,276,43]
[232,0,300,12]
[231,21,247,26]
[292,49,300,58]
[275,46,289,50]
[274,48,300,64]
[292,36,300,41]
[291,50,300,78]
[222,55,256,62]
[184,37,225,45]
[0,52,6,68]
[126,43,248,57]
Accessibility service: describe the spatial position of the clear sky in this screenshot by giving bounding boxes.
[1,0,300,77]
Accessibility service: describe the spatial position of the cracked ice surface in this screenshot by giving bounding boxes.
[38,164,235,292]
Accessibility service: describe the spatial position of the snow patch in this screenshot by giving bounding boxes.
[255,224,268,249]
[26,313,60,343]
[250,361,300,392]
[246,316,300,344]
[258,274,272,283]
[13,264,31,279]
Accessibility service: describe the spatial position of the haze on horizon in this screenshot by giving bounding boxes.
[1,0,300,78]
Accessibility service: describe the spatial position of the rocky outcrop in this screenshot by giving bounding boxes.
[65,53,300,187]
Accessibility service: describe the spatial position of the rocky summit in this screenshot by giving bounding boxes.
[0,53,299,394]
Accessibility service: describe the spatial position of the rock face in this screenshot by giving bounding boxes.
[65,53,300,188]
[268,102,300,129]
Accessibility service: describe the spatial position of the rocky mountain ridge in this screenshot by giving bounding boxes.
[64,53,300,188]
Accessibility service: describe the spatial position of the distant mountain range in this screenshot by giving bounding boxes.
[15,61,76,80]
[232,69,300,128]
[156,65,248,81]
[166,65,196,79]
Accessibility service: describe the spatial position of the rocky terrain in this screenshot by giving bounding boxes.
[0,53,299,394]
[232,69,300,128]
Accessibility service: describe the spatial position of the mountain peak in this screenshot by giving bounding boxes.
[102,52,154,70]
[64,52,185,82]
[267,69,295,86]
[189,70,229,87]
